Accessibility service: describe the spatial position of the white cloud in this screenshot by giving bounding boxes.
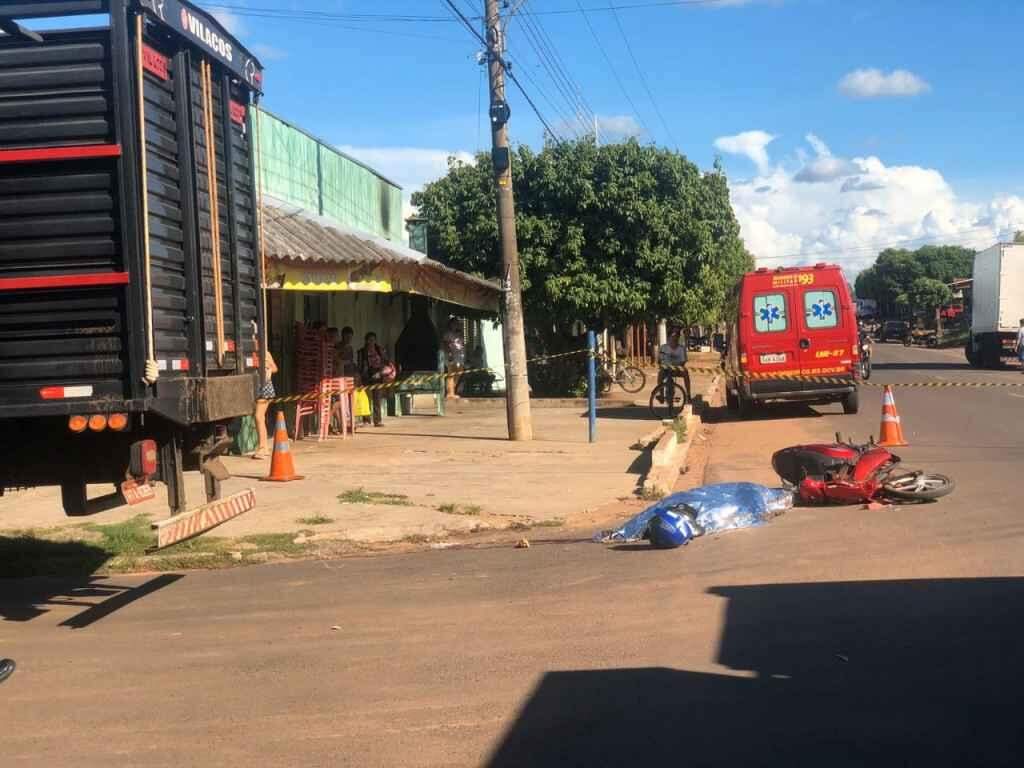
[713,130,776,173]
[595,114,643,140]
[716,130,1024,273]
[838,68,931,99]
[794,132,858,183]
[252,43,288,62]
[336,145,476,240]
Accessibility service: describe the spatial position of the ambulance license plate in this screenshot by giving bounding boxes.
[760,353,786,364]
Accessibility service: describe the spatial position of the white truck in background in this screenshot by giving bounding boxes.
[966,243,1024,368]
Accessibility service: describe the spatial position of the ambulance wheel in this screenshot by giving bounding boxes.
[842,388,860,415]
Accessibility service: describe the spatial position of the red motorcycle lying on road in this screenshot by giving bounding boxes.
[772,434,955,505]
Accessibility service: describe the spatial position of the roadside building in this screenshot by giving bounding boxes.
[253,110,504,396]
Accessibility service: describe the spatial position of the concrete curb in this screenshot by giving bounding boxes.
[640,374,721,497]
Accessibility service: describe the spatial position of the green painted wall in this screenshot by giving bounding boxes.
[254,109,404,243]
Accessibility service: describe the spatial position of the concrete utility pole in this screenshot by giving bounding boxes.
[485,0,533,441]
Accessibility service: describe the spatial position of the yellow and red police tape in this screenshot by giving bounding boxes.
[660,363,1024,388]
[266,349,1024,404]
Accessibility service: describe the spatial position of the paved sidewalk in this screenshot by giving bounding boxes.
[0,376,707,547]
[0,360,716,549]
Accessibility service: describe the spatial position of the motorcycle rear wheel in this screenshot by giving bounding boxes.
[882,472,955,501]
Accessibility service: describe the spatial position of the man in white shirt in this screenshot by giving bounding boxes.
[1016,318,1024,372]
[656,326,690,403]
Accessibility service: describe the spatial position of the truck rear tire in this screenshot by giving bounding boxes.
[981,334,1002,369]
[61,480,88,517]
[965,338,980,367]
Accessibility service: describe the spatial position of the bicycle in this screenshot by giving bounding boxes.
[649,368,690,419]
[596,357,647,394]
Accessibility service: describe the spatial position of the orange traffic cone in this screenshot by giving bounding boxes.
[877,385,908,447]
[263,410,304,482]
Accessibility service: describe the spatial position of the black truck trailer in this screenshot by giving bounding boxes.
[0,0,267,519]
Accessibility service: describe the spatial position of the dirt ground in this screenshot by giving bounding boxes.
[0,369,715,554]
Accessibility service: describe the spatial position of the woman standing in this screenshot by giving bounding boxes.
[358,332,389,427]
[252,327,278,460]
[442,317,465,400]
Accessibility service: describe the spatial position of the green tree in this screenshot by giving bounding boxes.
[855,244,973,314]
[907,277,953,315]
[411,139,753,335]
[1014,230,1024,244]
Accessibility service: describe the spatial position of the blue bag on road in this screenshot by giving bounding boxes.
[596,482,792,544]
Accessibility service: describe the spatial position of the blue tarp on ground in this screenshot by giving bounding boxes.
[597,483,793,544]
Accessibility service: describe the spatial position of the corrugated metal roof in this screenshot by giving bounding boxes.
[262,196,500,295]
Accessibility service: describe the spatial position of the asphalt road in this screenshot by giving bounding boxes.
[2,343,1023,767]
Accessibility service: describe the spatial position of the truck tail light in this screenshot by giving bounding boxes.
[107,413,129,431]
[68,415,88,433]
[130,440,158,478]
[740,353,748,365]
[40,385,93,400]
[88,414,107,432]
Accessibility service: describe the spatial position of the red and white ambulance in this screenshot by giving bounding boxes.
[725,264,860,417]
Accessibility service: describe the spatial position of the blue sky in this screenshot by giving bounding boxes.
[31,1,1024,267]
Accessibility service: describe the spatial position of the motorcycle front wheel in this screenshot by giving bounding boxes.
[882,472,955,501]
[861,356,872,380]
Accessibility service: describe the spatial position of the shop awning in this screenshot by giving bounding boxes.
[261,197,500,313]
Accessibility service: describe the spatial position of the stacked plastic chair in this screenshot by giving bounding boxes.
[292,325,335,441]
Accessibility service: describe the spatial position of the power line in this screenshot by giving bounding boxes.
[202,1,755,22]
[512,12,588,137]
[441,0,565,143]
[518,0,596,135]
[574,0,652,141]
[606,1,678,147]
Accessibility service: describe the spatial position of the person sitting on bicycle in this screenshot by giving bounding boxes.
[657,326,690,401]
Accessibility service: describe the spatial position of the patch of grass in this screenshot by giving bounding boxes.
[0,533,111,578]
[508,521,531,531]
[533,518,565,528]
[401,533,431,544]
[297,515,334,526]
[85,515,154,557]
[438,502,482,516]
[338,488,412,506]
[240,533,310,556]
[672,416,688,443]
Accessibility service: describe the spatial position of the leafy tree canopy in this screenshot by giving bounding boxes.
[907,277,953,313]
[411,139,753,331]
[855,244,974,307]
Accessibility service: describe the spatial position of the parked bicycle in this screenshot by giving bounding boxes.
[597,357,646,394]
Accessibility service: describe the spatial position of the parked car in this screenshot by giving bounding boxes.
[724,264,860,417]
[879,320,910,343]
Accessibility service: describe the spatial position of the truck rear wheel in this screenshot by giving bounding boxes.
[60,479,88,517]
[965,338,980,367]
[981,334,1002,369]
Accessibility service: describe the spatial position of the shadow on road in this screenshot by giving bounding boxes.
[0,536,183,627]
[486,577,1024,767]
[874,362,972,371]
[702,403,825,425]
[593,405,663,421]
